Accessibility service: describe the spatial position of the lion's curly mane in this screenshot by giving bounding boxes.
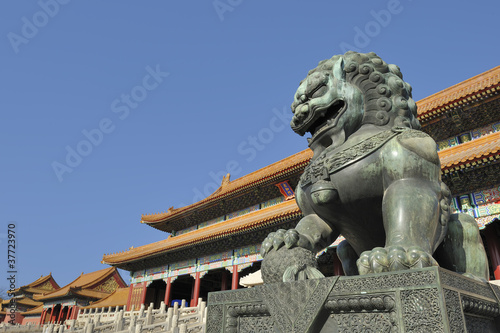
[306,51,421,130]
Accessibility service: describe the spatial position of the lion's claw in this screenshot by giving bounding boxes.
[284,229,300,248]
[260,232,275,257]
[261,229,303,257]
[272,229,286,250]
[357,246,438,275]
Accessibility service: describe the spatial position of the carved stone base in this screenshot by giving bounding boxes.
[207,267,500,332]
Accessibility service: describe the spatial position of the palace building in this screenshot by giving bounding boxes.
[35,267,127,325]
[0,274,60,325]
[102,66,500,311]
[0,268,127,326]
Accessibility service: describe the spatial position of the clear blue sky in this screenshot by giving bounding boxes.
[1,0,498,289]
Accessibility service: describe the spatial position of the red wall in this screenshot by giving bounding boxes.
[22,315,41,325]
[2,311,23,325]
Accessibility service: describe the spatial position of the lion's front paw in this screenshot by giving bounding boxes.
[261,229,301,257]
[357,246,438,275]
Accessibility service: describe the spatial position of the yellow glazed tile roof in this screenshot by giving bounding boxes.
[438,131,500,169]
[34,268,118,301]
[20,304,44,316]
[9,273,59,295]
[103,199,301,265]
[1,297,41,307]
[81,288,129,309]
[416,66,500,118]
[141,149,312,224]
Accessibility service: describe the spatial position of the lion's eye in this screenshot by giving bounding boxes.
[311,85,327,98]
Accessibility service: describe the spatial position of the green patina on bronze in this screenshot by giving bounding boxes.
[261,51,489,283]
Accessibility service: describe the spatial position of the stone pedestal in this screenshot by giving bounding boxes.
[207,267,500,332]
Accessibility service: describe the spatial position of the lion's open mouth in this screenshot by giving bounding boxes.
[308,99,345,139]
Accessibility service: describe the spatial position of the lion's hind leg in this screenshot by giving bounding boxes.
[434,213,489,282]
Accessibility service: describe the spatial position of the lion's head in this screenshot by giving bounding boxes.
[291,51,420,147]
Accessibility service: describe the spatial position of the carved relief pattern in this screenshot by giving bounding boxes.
[293,277,338,332]
[439,270,493,299]
[37,281,55,291]
[325,294,396,313]
[325,294,397,332]
[260,284,293,332]
[443,289,465,333]
[238,316,274,333]
[208,288,259,305]
[260,277,336,333]
[93,277,119,293]
[334,270,436,293]
[207,268,500,332]
[225,304,269,333]
[206,304,223,333]
[301,129,400,187]
[489,283,500,304]
[401,288,444,332]
[464,315,493,332]
[398,128,430,139]
[461,296,500,318]
[334,313,394,333]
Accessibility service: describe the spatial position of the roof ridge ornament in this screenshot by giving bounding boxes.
[221,173,231,187]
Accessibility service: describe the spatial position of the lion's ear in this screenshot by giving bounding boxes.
[333,57,345,81]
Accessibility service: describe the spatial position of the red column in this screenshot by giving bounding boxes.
[49,305,55,323]
[333,252,344,276]
[221,271,228,291]
[39,309,46,325]
[67,307,73,322]
[164,278,172,307]
[72,307,80,320]
[140,282,148,306]
[485,225,500,280]
[191,272,201,307]
[126,284,134,311]
[56,306,64,323]
[64,307,70,322]
[231,265,239,290]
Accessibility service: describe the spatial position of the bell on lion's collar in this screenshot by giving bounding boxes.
[310,180,339,206]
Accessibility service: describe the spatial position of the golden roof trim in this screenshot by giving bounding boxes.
[103,199,301,265]
[140,149,312,225]
[417,66,500,117]
[438,131,500,169]
[34,268,118,301]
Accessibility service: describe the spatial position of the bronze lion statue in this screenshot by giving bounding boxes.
[261,51,489,283]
